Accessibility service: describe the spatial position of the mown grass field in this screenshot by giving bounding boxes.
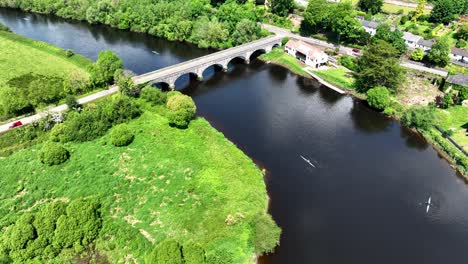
[0,102,277,262]
[0,30,91,90]
[435,106,468,152]
[312,68,355,91]
[259,48,309,77]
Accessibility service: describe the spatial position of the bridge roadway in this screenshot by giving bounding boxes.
[133,35,283,88]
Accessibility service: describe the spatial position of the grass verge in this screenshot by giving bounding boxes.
[259,48,309,77]
[312,68,356,91]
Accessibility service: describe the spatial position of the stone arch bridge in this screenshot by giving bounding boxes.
[133,36,283,89]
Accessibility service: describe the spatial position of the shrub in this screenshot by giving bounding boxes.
[0,22,11,32]
[441,93,454,109]
[39,142,70,166]
[110,124,134,147]
[166,94,196,128]
[411,48,425,61]
[401,106,435,131]
[281,37,290,46]
[251,214,281,255]
[183,242,206,264]
[366,86,391,110]
[147,240,183,264]
[90,50,123,85]
[49,123,66,142]
[141,86,167,105]
[339,55,357,71]
[65,49,74,57]
[167,90,182,99]
[65,95,80,111]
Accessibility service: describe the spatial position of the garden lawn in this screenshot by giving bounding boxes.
[0,107,275,263]
[435,106,468,152]
[259,48,309,77]
[0,30,91,89]
[312,68,355,91]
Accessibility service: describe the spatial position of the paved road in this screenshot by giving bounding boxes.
[401,61,448,77]
[0,86,118,134]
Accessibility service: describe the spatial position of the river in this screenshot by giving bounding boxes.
[1,8,468,264]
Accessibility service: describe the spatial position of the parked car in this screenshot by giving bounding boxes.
[352,48,360,53]
[9,121,23,129]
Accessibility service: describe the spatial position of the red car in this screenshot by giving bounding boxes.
[352,48,360,53]
[9,121,23,129]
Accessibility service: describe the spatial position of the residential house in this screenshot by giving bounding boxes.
[450,47,468,64]
[446,74,468,89]
[360,20,380,36]
[285,40,328,68]
[416,38,436,53]
[403,32,423,49]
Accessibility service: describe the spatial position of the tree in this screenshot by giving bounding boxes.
[442,93,454,108]
[252,214,281,255]
[411,48,425,61]
[0,22,11,32]
[302,0,330,34]
[355,40,405,93]
[358,0,383,15]
[366,86,391,110]
[401,106,435,130]
[271,0,294,17]
[413,0,427,22]
[92,50,123,85]
[117,75,135,96]
[166,94,197,128]
[147,240,183,264]
[430,0,456,24]
[455,23,468,41]
[373,24,407,54]
[233,19,262,45]
[141,86,167,105]
[182,242,206,264]
[39,142,70,166]
[427,37,450,67]
[65,95,80,111]
[193,17,230,49]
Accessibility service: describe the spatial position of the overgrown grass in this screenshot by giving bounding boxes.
[382,3,430,15]
[312,68,356,91]
[259,48,309,77]
[435,106,468,152]
[0,102,278,262]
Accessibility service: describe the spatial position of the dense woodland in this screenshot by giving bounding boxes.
[0,0,271,49]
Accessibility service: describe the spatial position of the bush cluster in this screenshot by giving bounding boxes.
[0,199,102,263]
[141,86,167,105]
[366,86,390,111]
[110,124,134,147]
[39,142,70,166]
[146,240,206,264]
[401,106,435,131]
[166,94,197,128]
[58,95,141,142]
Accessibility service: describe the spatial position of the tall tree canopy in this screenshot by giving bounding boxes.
[427,37,451,67]
[358,0,384,15]
[373,24,407,54]
[355,40,405,93]
[430,0,456,24]
[271,0,294,17]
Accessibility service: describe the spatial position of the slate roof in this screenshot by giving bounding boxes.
[417,38,436,48]
[360,20,380,29]
[285,40,325,59]
[451,47,468,57]
[403,32,422,43]
[447,74,468,87]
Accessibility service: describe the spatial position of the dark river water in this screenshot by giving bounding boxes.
[1,8,468,264]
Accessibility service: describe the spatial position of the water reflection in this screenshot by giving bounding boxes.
[350,100,391,133]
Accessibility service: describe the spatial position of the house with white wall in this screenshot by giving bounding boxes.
[450,47,468,64]
[285,40,328,68]
[360,20,380,36]
[403,32,423,49]
[416,38,436,53]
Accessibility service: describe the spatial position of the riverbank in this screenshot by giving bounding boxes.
[0,95,281,262]
[260,47,468,178]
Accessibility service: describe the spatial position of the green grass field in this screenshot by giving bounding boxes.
[0,101,279,262]
[0,31,92,88]
[312,68,355,91]
[435,106,468,152]
[259,48,309,77]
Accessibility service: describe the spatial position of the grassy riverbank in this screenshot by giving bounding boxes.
[259,48,309,77]
[0,97,281,262]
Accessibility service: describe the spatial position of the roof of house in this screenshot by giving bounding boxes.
[447,74,468,87]
[451,47,468,57]
[403,32,423,43]
[285,40,325,59]
[360,20,380,29]
[417,38,436,48]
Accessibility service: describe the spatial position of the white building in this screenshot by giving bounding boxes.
[416,38,436,53]
[450,47,468,64]
[403,32,423,49]
[285,40,328,68]
[360,20,380,36]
